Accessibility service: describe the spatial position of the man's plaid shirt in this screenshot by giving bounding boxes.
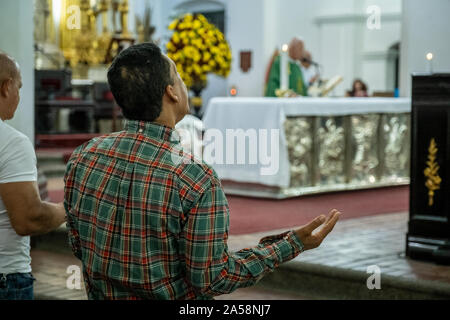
[64,119,304,300]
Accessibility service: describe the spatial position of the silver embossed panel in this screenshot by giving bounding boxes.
[316,117,346,185]
[349,114,380,184]
[380,114,410,182]
[284,117,313,187]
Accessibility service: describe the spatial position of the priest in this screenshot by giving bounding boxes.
[264,37,308,97]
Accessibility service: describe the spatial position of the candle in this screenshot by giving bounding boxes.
[426,52,433,73]
[280,44,289,91]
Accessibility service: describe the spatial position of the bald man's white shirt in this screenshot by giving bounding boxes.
[0,118,37,274]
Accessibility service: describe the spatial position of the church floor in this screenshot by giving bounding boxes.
[31,248,307,300]
[31,212,450,300]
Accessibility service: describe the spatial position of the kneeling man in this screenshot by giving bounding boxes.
[64,43,341,300]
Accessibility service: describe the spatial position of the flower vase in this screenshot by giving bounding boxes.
[190,84,205,119]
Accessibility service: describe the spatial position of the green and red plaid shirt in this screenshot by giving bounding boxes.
[64,119,304,300]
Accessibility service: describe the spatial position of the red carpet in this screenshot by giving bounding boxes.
[49,186,409,235]
[226,186,409,234]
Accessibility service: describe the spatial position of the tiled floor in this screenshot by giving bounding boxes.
[31,211,450,300]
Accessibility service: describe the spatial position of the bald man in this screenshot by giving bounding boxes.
[265,37,308,97]
[0,52,66,300]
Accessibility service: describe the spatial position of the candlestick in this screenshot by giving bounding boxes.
[426,52,433,74]
[280,44,289,91]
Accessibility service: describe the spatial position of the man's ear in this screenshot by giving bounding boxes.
[165,84,179,103]
[0,79,11,98]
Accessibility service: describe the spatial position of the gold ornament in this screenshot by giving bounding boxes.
[424,138,441,206]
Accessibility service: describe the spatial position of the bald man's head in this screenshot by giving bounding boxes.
[0,52,20,84]
[0,52,22,121]
[288,37,304,61]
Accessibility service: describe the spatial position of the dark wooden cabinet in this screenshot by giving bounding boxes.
[407,73,450,264]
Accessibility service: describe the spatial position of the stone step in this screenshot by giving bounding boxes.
[36,134,99,149]
[257,260,450,300]
[36,154,64,165]
[36,149,69,178]
[37,163,68,178]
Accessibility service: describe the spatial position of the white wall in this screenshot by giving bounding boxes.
[400,0,450,97]
[141,0,404,99]
[0,0,35,142]
[226,0,266,97]
[314,0,402,95]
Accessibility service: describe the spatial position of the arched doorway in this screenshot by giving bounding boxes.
[174,0,225,32]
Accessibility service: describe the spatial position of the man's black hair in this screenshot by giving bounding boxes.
[107,42,174,121]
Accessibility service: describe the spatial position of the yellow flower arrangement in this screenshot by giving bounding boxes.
[167,13,232,89]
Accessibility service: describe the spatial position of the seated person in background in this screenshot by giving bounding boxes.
[0,52,66,300]
[264,37,308,97]
[300,50,319,87]
[346,79,369,97]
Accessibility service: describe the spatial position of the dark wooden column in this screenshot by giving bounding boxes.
[407,73,450,264]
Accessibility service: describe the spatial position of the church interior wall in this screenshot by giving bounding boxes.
[0,0,35,141]
[135,0,405,99]
[400,0,450,97]
[3,0,450,137]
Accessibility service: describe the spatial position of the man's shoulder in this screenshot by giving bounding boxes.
[174,154,222,196]
[0,122,29,141]
[69,133,121,161]
[0,123,33,154]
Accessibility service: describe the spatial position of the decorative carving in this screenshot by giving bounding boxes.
[284,118,313,187]
[34,0,65,69]
[383,115,409,179]
[317,118,345,184]
[118,0,131,37]
[135,5,157,44]
[58,0,135,77]
[350,115,379,183]
[424,138,441,206]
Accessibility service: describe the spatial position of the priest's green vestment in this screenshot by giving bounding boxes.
[264,55,308,97]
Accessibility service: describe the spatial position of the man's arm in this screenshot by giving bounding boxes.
[0,181,66,236]
[182,182,340,298]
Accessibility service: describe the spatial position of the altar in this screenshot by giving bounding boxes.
[202,97,411,198]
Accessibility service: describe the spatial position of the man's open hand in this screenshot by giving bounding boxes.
[295,209,341,250]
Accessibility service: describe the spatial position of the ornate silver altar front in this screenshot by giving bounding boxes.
[203,97,411,199]
[280,113,410,198]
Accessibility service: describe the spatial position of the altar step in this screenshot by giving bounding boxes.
[257,261,450,300]
[36,134,100,149]
[36,148,74,178]
[35,134,101,178]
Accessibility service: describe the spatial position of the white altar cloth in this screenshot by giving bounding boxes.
[202,97,411,188]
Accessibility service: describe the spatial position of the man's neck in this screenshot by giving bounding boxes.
[154,118,175,129]
[153,109,177,129]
